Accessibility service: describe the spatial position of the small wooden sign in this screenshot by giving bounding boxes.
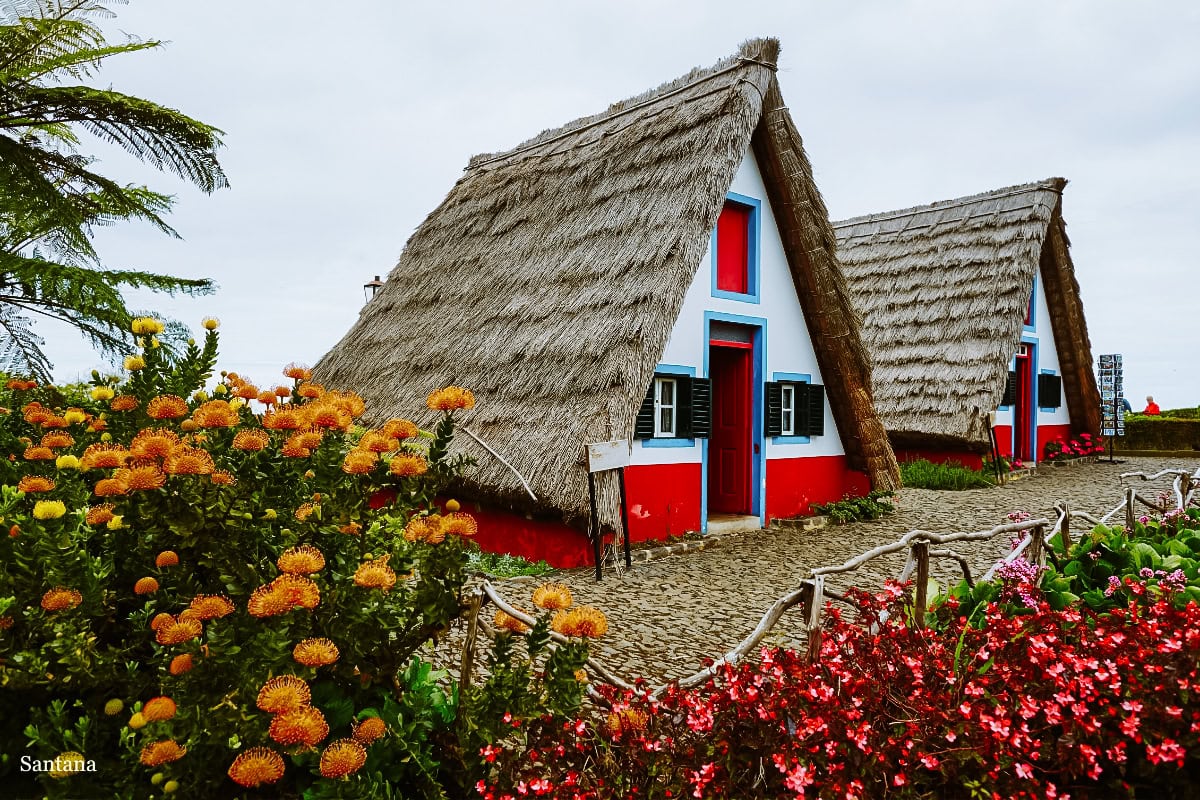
[585,440,630,473]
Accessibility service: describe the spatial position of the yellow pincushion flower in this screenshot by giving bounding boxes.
[90,385,114,401]
[33,500,67,519]
[55,454,81,470]
[131,317,165,335]
[202,316,220,331]
[123,355,146,371]
[532,583,573,611]
[551,606,609,638]
[47,751,87,779]
[62,409,87,426]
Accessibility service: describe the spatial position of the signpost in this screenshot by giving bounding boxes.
[1098,354,1125,463]
[584,440,632,580]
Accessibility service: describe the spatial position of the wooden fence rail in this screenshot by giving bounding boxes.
[468,465,1200,705]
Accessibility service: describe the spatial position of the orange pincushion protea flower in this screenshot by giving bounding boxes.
[328,390,366,418]
[262,408,303,430]
[93,476,129,497]
[228,747,286,788]
[532,583,573,611]
[232,429,270,451]
[256,676,311,713]
[551,606,609,638]
[293,637,339,667]
[110,395,139,412]
[146,395,189,420]
[191,399,240,428]
[235,383,260,400]
[269,706,329,747]
[247,585,289,618]
[319,739,367,779]
[23,446,55,460]
[150,612,174,631]
[22,402,50,424]
[39,431,74,448]
[86,504,116,526]
[155,617,203,646]
[277,545,325,574]
[125,465,166,491]
[5,378,36,390]
[130,428,181,460]
[352,717,387,745]
[493,609,530,634]
[307,404,349,430]
[81,443,128,469]
[403,516,438,544]
[353,556,397,592]
[338,522,362,536]
[382,418,418,439]
[426,386,475,411]
[169,653,194,675]
[156,550,179,568]
[388,453,428,477]
[293,502,318,522]
[17,475,55,493]
[0,616,13,631]
[441,512,478,539]
[139,739,186,767]
[280,439,311,458]
[134,577,159,595]
[210,470,236,486]
[40,414,69,428]
[41,587,82,611]
[141,696,177,722]
[274,574,320,609]
[357,430,399,453]
[189,594,235,620]
[274,385,291,398]
[290,429,324,450]
[341,450,377,475]
[257,390,278,405]
[296,382,324,399]
[284,363,312,381]
[164,447,215,475]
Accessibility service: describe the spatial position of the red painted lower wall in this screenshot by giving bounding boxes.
[993,426,1013,458]
[468,506,597,570]
[764,455,863,522]
[895,449,985,471]
[625,462,703,543]
[1037,424,1074,461]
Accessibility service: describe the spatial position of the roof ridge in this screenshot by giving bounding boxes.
[466,38,779,171]
[832,177,1066,229]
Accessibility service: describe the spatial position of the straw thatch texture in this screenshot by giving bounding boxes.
[317,38,897,529]
[834,178,1100,451]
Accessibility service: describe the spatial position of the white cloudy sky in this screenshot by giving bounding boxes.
[34,0,1200,408]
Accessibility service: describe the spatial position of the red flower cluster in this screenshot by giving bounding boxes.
[477,585,1200,798]
[1044,432,1105,461]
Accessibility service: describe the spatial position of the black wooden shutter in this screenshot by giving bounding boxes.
[805,383,826,436]
[689,377,711,439]
[1037,374,1063,408]
[677,376,694,437]
[1001,371,1017,407]
[764,381,783,437]
[633,380,655,439]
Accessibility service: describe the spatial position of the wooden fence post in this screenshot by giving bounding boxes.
[1125,487,1137,532]
[805,577,825,664]
[913,541,929,629]
[1059,503,1072,551]
[1028,524,1045,568]
[456,590,483,727]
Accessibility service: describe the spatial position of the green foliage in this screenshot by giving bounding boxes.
[466,551,555,578]
[0,0,227,379]
[899,459,994,490]
[811,490,895,525]
[1160,408,1200,419]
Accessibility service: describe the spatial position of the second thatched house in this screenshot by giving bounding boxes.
[317,38,899,568]
[834,178,1101,468]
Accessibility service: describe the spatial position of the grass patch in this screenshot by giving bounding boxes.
[812,491,896,525]
[900,459,994,490]
[466,550,555,578]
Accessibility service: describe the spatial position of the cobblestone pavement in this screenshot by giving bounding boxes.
[488,456,1197,686]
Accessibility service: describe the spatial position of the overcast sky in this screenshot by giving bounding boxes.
[34,0,1200,408]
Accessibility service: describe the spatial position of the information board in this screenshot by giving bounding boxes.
[1098,354,1124,438]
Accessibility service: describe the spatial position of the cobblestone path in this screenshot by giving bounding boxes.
[491,456,1197,686]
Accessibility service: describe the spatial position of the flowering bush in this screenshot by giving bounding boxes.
[479,583,1200,799]
[0,319,485,797]
[1044,432,1104,462]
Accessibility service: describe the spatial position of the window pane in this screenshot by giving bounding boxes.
[781,385,794,436]
[659,379,674,404]
[660,408,674,435]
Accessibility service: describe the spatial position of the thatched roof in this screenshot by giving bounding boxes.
[834,178,1101,451]
[317,38,899,528]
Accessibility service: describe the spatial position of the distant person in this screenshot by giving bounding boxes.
[1120,397,1132,413]
[1143,396,1161,415]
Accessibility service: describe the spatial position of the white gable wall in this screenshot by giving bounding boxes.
[632,151,847,467]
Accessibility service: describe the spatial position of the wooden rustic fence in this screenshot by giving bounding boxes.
[464,466,1200,705]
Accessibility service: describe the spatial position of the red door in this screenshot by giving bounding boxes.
[1014,346,1034,461]
[708,344,752,514]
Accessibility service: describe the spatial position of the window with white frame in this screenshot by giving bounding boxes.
[653,377,676,437]
[780,383,795,436]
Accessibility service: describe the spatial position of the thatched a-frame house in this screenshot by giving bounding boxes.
[834,178,1101,467]
[318,38,899,567]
